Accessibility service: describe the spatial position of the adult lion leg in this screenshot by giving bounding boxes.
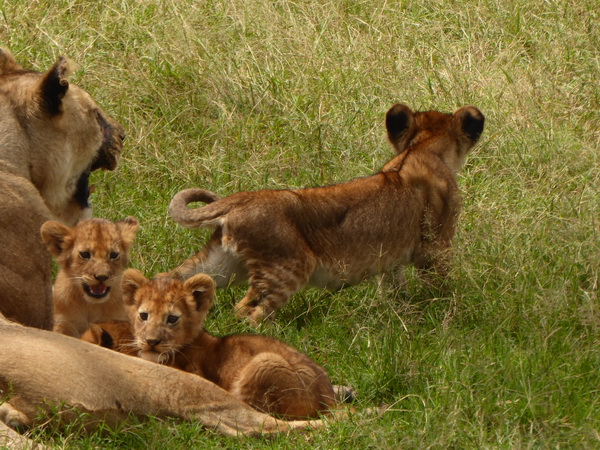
[0,318,323,438]
[0,421,42,449]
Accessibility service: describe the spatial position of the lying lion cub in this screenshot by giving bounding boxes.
[168,103,485,323]
[119,269,337,419]
[41,217,139,337]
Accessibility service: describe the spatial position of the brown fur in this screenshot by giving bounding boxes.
[40,217,139,337]
[0,48,124,329]
[121,269,337,419]
[80,320,138,356]
[167,103,485,324]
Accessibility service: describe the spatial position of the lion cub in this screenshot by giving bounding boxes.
[41,217,139,337]
[120,268,337,419]
[167,103,485,324]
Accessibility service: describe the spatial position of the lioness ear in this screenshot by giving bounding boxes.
[454,106,485,144]
[40,220,74,257]
[386,103,415,154]
[117,216,140,247]
[121,268,147,306]
[0,47,23,74]
[184,274,216,315]
[36,56,73,115]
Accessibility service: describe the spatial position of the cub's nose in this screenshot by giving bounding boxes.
[146,338,161,347]
[94,274,109,282]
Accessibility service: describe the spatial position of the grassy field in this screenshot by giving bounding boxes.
[1,0,598,447]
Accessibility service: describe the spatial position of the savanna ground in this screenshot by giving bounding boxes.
[1,0,598,447]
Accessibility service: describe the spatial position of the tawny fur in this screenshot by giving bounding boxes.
[0,47,124,330]
[80,320,138,356]
[41,217,139,338]
[168,103,485,324]
[121,269,337,419]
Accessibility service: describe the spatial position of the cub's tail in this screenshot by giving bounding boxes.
[168,188,225,229]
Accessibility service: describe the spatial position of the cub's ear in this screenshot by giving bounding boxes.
[454,106,485,143]
[117,217,140,247]
[386,103,415,154]
[40,220,74,257]
[121,268,147,306]
[184,274,216,315]
[36,56,73,115]
[0,47,23,74]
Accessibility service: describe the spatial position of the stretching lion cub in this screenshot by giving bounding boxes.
[41,217,139,337]
[167,103,485,324]
[120,268,337,419]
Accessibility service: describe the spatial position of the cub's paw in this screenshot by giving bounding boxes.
[234,304,276,327]
[0,402,31,432]
[332,385,357,404]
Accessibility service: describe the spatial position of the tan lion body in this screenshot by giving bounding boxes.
[0,47,124,329]
[168,103,485,323]
[121,270,337,419]
[41,217,139,337]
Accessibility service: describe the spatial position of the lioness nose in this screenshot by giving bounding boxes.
[94,274,109,282]
[146,338,161,347]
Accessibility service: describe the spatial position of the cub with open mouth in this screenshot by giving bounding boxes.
[41,217,139,337]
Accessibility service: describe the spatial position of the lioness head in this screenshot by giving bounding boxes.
[121,270,215,364]
[0,47,125,224]
[41,217,139,303]
[384,103,485,174]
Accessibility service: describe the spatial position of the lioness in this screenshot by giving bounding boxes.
[120,269,337,419]
[0,47,124,330]
[168,103,485,323]
[41,217,139,337]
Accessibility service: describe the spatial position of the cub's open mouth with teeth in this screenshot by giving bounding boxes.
[83,283,111,300]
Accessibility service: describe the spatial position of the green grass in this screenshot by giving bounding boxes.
[1,0,598,447]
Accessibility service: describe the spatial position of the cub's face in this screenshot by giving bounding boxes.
[120,270,215,363]
[41,217,139,303]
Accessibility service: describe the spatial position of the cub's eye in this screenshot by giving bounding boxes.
[79,251,91,260]
[166,315,180,325]
[109,252,120,260]
[139,312,148,321]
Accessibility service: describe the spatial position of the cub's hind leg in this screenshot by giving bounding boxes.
[168,230,247,287]
[234,257,315,324]
[230,352,335,419]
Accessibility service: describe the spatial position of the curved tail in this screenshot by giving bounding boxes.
[168,188,224,229]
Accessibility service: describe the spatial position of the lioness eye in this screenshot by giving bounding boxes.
[109,252,120,260]
[79,251,91,260]
[166,315,179,325]
[139,312,148,321]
